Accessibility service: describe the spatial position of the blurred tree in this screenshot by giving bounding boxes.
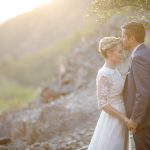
[90,0,150,24]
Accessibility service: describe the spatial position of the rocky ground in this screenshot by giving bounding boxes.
[0,34,101,150]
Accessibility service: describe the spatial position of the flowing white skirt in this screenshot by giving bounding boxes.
[88,102,128,150]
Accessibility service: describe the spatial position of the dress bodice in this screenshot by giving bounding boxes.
[96,65,125,110]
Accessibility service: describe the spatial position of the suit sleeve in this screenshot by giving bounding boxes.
[131,56,150,124]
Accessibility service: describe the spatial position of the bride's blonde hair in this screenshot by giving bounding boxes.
[98,36,122,58]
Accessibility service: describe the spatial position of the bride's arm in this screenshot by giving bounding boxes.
[102,104,128,123]
[97,75,129,123]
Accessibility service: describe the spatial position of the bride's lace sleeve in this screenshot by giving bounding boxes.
[96,75,111,110]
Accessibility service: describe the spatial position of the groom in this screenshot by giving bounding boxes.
[122,21,150,150]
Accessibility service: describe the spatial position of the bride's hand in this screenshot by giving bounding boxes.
[123,117,136,132]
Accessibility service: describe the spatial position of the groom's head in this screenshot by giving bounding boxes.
[121,21,145,51]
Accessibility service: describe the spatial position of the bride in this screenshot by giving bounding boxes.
[88,37,129,150]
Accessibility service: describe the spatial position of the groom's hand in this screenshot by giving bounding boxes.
[127,119,138,134]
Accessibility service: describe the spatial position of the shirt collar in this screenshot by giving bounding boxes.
[131,43,143,58]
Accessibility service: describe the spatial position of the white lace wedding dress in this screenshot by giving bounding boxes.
[88,65,128,150]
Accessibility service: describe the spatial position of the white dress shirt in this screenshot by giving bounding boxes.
[131,43,143,58]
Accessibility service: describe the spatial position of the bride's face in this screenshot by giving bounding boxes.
[108,44,123,65]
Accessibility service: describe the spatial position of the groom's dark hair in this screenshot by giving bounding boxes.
[121,21,145,43]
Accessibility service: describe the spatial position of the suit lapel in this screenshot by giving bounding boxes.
[128,43,145,73]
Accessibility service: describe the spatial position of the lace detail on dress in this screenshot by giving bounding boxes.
[96,75,111,110]
[96,66,125,111]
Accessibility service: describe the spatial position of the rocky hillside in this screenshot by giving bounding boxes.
[0,0,100,112]
[0,0,98,88]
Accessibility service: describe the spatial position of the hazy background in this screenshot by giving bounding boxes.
[0,0,100,112]
[0,0,150,149]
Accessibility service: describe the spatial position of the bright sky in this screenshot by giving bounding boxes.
[0,0,53,23]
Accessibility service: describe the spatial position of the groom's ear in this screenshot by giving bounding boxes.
[130,35,136,42]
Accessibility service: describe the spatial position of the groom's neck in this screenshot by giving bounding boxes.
[130,42,141,52]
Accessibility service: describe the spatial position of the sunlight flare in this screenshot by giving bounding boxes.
[0,0,53,23]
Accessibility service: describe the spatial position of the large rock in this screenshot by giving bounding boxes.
[0,137,11,145]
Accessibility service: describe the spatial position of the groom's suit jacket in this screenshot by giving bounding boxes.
[123,44,150,129]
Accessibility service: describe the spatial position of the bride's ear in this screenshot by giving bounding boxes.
[107,50,113,58]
